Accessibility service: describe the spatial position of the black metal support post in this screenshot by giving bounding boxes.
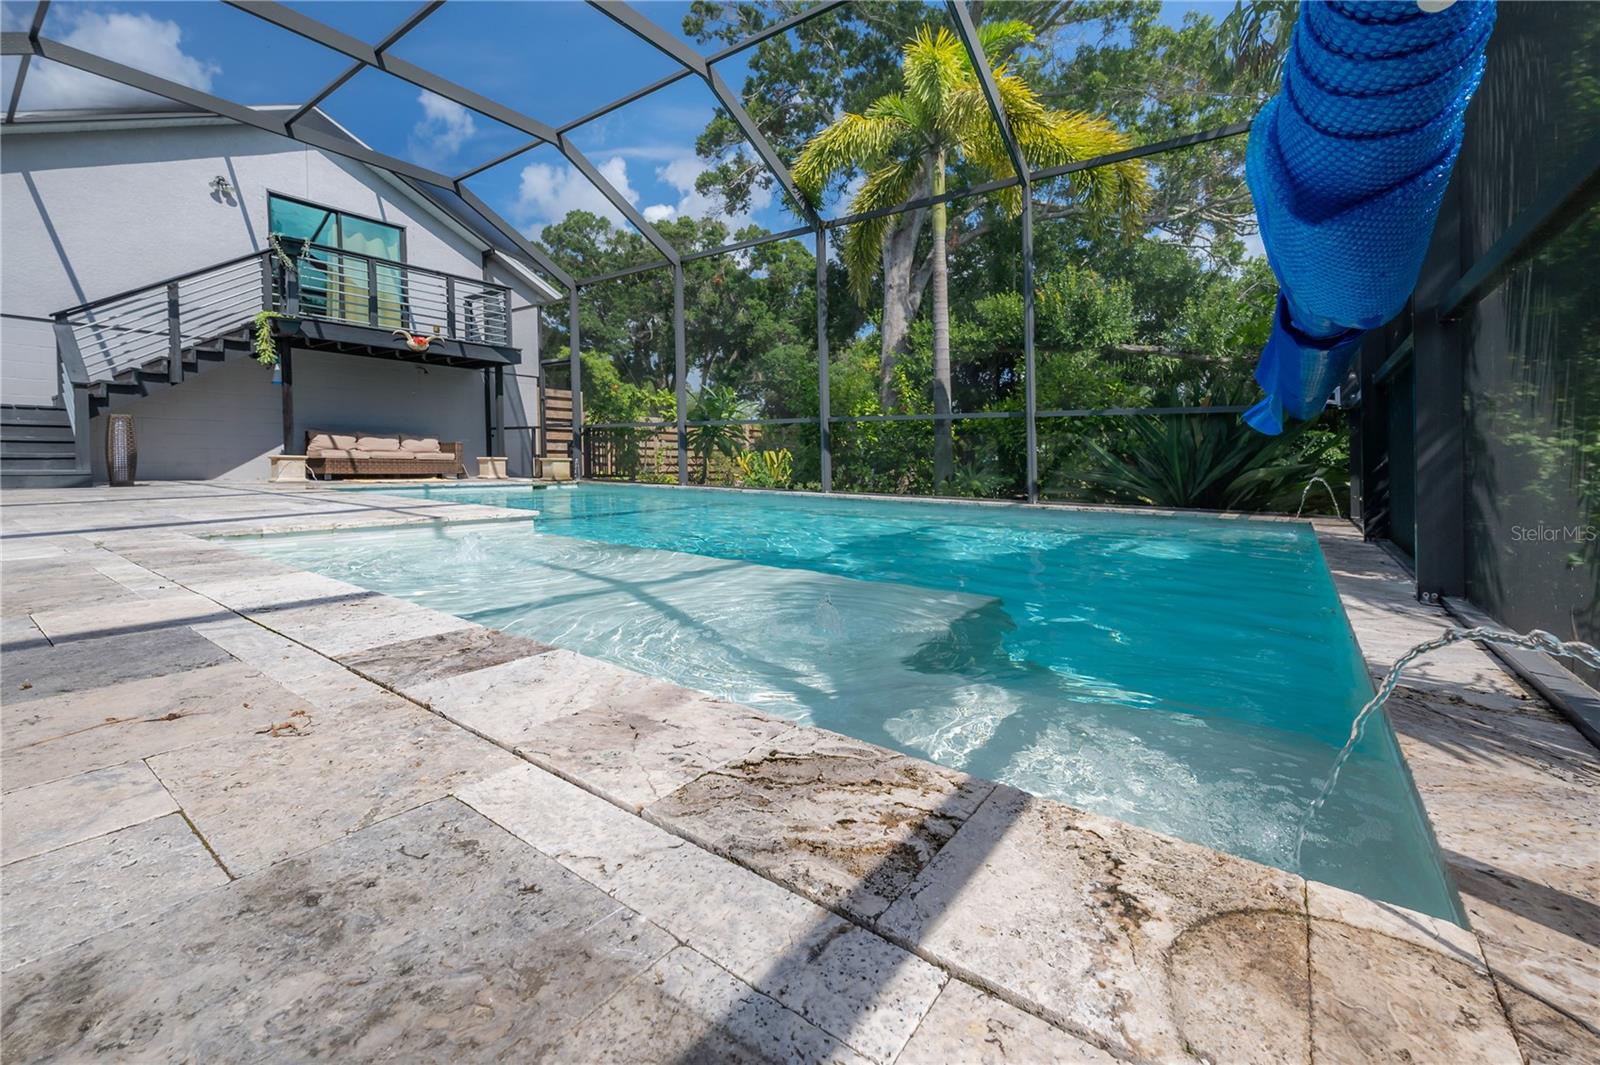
[569,286,583,478]
[1021,191,1038,502]
[673,262,688,485]
[816,226,831,493]
[492,364,505,457]
[1412,175,1466,600]
[278,340,294,456]
[482,370,492,456]
[165,281,183,385]
[365,257,379,327]
[948,0,1037,501]
[569,286,582,476]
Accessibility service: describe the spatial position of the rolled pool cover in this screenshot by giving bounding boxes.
[1244,0,1495,434]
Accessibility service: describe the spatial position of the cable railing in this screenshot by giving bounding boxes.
[279,241,511,346]
[53,242,515,391]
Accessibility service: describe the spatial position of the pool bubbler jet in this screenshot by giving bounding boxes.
[1244,0,1496,435]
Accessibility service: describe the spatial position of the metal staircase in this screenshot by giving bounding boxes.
[1,241,514,489]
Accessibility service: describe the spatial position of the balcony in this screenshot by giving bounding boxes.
[270,238,512,352]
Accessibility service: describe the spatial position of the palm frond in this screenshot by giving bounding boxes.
[977,20,1035,63]
[792,111,908,202]
[902,26,966,123]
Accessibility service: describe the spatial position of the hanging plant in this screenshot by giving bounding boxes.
[253,310,285,365]
[253,233,304,366]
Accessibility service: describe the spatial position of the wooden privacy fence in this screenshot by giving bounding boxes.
[583,422,763,483]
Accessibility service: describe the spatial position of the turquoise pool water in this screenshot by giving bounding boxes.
[240,483,1458,920]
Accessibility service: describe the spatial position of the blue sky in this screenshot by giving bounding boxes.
[3,1,1238,252]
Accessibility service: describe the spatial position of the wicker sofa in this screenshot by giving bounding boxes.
[305,430,464,479]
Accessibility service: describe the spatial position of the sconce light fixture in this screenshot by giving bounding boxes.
[209,175,234,197]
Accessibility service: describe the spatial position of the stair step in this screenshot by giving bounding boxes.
[0,406,71,427]
[0,469,93,489]
[0,455,84,471]
[0,442,77,458]
[0,425,75,444]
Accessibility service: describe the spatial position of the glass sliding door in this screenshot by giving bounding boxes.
[268,194,405,329]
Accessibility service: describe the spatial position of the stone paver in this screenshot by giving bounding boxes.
[190,612,390,712]
[0,486,1586,1063]
[0,615,49,652]
[0,800,677,1064]
[338,625,554,690]
[146,696,520,874]
[238,596,474,658]
[895,980,1118,1065]
[2,761,178,865]
[1,813,229,971]
[461,763,946,1063]
[648,726,995,922]
[516,686,792,810]
[0,623,234,702]
[408,648,661,741]
[1316,522,1600,1064]
[28,591,231,643]
[546,946,871,1065]
[1,565,143,615]
[2,662,312,791]
[877,784,1309,1063]
[1308,882,1524,1064]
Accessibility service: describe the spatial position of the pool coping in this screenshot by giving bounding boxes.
[3,480,1589,1062]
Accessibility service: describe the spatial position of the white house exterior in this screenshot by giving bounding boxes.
[1,109,558,484]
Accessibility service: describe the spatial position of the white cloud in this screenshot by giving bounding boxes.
[654,154,774,228]
[509,149,785,237]
[514,154,639,234]
[20,10,220,112]
[408,90,477,162]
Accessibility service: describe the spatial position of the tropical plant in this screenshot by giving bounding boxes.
[735,448,795,489]
[1057,402,1336,512]
[252,311,284,365]
[577,352,673,479]
[792,20,1149,483]
[686,385,751,483]
[942,460,1012,499]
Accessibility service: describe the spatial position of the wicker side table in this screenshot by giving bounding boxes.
[105,414,136,486]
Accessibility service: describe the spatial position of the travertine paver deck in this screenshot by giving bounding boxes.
[1317,522,1600,1065]
[0,481,1591,1063]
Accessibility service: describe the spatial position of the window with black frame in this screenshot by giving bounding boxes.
[267,194,406,330]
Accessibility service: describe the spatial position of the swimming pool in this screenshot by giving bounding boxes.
[239,483,1458,920]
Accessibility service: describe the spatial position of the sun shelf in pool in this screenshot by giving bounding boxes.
[241,482,1460,921]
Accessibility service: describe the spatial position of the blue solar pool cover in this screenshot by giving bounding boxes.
[1244,0,1496,434]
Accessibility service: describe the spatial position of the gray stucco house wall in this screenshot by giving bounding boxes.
[1,113,555,480]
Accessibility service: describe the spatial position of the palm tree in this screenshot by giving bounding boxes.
[793,21,1149,482]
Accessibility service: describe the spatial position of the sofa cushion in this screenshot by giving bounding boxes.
[355,435,400,451]
[307,431,336,452]
[400,436,442,453]
[331,433,358,450]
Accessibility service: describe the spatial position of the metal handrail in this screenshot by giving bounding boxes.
[54,245,516,416]
[53,250,267,317]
